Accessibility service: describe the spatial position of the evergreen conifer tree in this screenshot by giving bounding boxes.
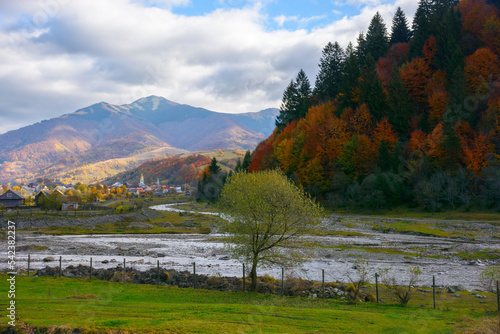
[314,42,345,102]
[275,69,312,131]
[366,12,390,60]
[390,7,411,45]
[339,42,360,110]
[359,55,388,120]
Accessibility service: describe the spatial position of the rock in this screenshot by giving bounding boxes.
[218,256,230,260]
[475,294,486,299]
[447,288,455,293]
[101,260,109,264]
[110,259,117,263]
[453,285,465,292]
[157,253,166,257]
[160,222,174,228]
[454,293,461,297]
[43,257,54,262]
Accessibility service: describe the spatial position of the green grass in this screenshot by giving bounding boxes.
[1,275,496,333]
[330,207,500,222]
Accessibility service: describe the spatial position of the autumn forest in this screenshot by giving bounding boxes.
[248,0,500,211]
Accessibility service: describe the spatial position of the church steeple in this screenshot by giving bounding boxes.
[139,173,145,187]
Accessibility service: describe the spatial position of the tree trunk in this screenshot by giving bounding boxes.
[250,261,258,292]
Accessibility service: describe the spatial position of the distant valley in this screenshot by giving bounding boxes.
[0,96,278,184]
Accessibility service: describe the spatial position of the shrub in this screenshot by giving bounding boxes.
[479,266,500,292]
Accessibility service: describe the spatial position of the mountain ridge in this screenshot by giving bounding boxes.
[0,96,278,184]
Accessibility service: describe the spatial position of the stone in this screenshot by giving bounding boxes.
[157,253,166,257]
[218,256,230,260]
[42,257,54,262]
[101,260,109,264]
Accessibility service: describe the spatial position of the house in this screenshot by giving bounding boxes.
[61,202,79,211]
[34,190,52,205]
[0,190,25,208]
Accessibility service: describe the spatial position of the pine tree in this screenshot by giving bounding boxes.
[359,55,388,120]
[275,69,312,132]
[314,42,345,102]
[365,12,390,60]
[242,151,252,171]
[408,0,433,59]
[339,42,360,110]
[235,159,243,173]
[441,122,462,169]
[435,8,464,78]
[208,157,221,175]
[356,33,368,68]
[390,7,411,45]
[387,69,415,135]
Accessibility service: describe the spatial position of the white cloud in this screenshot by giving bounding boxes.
[0,0,418,134]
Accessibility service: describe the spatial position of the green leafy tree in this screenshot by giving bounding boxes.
[390,7,412,45]
[217,170,323,292]
[366,12,390,60]
[276,69,312,132]
[314,41,344,102]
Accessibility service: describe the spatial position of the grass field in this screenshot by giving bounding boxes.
[1,275,498,333]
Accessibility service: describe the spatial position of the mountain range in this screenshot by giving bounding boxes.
[0,96,278,185]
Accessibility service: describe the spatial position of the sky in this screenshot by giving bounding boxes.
[0,0,418,134]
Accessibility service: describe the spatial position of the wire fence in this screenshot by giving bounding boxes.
[13,254,500,315]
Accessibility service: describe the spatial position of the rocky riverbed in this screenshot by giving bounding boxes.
[2,204,499,291]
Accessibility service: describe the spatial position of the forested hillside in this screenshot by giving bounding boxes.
[249,0,500,210]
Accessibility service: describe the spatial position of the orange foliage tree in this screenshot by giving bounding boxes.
[400,57,432,104]
[463,134,494,175]
[465,47,500,93]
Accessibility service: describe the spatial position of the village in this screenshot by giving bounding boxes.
[0,173,190,211]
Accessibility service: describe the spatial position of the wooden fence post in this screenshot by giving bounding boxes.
[89,257,92,279]
[375,273,379,303]
[123,259,126,284]
[59,256,62,278]
[322,269,325,301]
[157,260,160,285]
[27,254,30,277]
[193,262,196,289]
[433,276,436,310]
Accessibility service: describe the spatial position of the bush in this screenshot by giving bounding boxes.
[479,266,500,292]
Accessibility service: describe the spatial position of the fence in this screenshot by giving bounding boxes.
[18,254,500,314]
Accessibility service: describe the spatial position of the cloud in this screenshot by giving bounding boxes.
[274,14,326,29]
[0,0,418,134]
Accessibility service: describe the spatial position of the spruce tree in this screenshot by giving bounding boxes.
[275,69,312,131]
[314,42,345,102]
[387,69,415,135]
[242,151,252,171]
[365,12,390,60]
[358,55,388,120]
[408,0,433,59]
[208,157,221,175]
[339,42,360,111]
[390,7,411,45]
[356,33,368,68]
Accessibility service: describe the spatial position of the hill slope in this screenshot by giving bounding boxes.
[250,0,500,210]
[0,96,277,184]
